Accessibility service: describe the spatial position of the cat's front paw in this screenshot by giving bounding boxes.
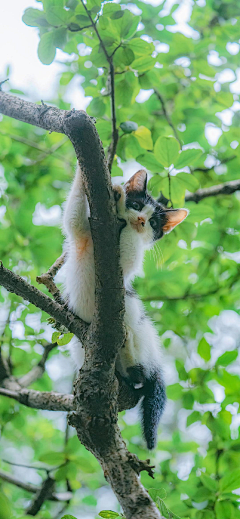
[113,185,126,217]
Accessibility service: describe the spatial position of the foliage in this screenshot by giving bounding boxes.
[0,0,240,518]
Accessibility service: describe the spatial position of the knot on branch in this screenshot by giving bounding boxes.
[128,453,155,479]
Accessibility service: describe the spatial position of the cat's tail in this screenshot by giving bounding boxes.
[140,370,166,450]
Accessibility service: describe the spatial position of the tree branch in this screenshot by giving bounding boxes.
[36,253,66,304]
[0,387,74,411]
[18,342,57,387]
[0,262,88,344]
[0,90,162,519]
[185,178,240,203]
[0,470,72,502]
[26,476,55,516]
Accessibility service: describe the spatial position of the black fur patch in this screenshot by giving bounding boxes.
[125,365,166,449]
[125,191,167,242]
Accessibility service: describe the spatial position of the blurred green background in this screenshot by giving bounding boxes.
[0,0,240,518]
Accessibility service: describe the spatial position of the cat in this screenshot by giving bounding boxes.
[63,166,188,449]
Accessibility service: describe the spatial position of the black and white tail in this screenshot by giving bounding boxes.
[125,365,166,450]
[140,371,166,450]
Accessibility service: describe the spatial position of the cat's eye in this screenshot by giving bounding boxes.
[149,217,158,230]
[131,201,142,211]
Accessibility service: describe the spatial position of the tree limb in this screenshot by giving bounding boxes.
[26,476,55,516]
[0,387,74,411]
[0,91,161,519]
[0,469,72,502]
[185,178,240,202]
[0,262,88,344]
[18,342,58,387]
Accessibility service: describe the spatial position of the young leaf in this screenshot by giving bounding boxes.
[174,148,202,169]
[197,337,211,361]
[166,383,183,400]
[175,172,199,192]
[38,32,56,65]
[98,512,121,518]
[220,469,240,493]
[154,136,180,167]
[216,350,238,367]
[57,333,74,346]
[187,411,201,427]
[134,126,153,150]
[22,8,49,27]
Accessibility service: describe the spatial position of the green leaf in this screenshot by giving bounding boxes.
[120,121,138,134]
[187,411,201,427]
[57,333,74,346]
[198,337,211,361]
[166,383,183,400]
[115,47,135,66]
[98,512,121,518]
[220,469,240,493]
[131,55,155,73]
[215,501,234,519]
[0,493,12,519]
[137,153,164,173]
[174,149,202,169]
[37,28,67,65]
[38,32,56,65]
[88,98,106,118]
[39,451,66,464]
[61,516,78,519]
[175,172,199,192]
[154,136,180,167]
[216,350,238,367]
[200,474,218,492]
[46,6,72,26]
[128,38,154,56]
[22,8,49,27]
[52,331,60,343]
[134,126,153,150]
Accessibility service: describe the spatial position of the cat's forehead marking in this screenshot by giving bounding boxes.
[142,204,154,217]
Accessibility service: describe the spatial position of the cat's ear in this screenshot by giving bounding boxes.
[124,170,147,196]
[163,208,189,233]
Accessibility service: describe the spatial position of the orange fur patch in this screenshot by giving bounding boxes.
[125,170,147,194]
[75,235,90,258]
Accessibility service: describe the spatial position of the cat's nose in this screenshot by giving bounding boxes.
[138,216,145,227]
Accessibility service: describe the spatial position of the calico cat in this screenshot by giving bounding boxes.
[63,166,188,449]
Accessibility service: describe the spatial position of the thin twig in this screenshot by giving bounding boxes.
[107,60,119,172]
[154,89,182,148]
[18,342,57,387]
[36,253,66,305]
[79,0,118,172]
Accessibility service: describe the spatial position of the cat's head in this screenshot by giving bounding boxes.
[115,169,188,245]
